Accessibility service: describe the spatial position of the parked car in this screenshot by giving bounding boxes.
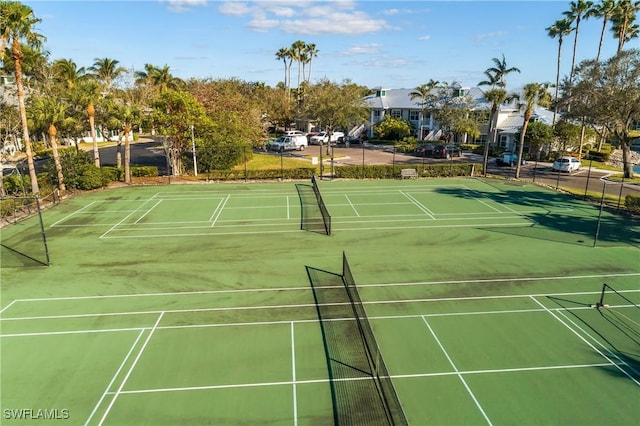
[432,145,454,159]
[445,145,461,157]
[552,156,581,172]
[415,143,435,157]
[310,131,344,145]
[496,152,525,166]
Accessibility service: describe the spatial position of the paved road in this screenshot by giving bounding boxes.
[53,138,640,202]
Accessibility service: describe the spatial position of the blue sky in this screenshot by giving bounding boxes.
[23,1,639,90]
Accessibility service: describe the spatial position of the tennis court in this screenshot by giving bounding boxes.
[1,177,639,425]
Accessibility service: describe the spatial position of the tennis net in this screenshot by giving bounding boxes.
[341,252,408,426]
[311,175,331,235]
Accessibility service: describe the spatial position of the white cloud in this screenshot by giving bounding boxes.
[418,35,431,42]
[218,2,252,16]
[164,0,207,13]
[220,1,390,35]
[342,43,382,55]
[474,31,508,42]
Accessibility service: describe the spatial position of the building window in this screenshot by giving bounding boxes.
[372,110,381,118]
[500,134,509,148]
[391,109,402,118]
[409,111,419,121]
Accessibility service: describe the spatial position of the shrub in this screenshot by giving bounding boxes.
[131,166,159,177]
[587,150,611,162]
[2,174,29,195]
[625,194,640,215]
[77,165,105,190]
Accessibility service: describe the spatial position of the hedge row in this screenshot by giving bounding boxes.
[333,163,481,179]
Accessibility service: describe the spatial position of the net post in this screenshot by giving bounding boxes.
[35,196,52,266]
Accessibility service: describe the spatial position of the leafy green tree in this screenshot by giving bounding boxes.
[373,115,411,141]
[432,82,479,144]
[523,121,554,160]
[304,79,369,153]
[554,119,583,154]
[152,90,211,175]
[559,49,640,177]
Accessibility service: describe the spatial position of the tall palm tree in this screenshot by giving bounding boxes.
[290,40,306,88]
[305,43,319,83]
[479,55,520,176]
[409,79,440,140]
[52,58,86,90]
[611,0,640,52]
[546,18,574,124]
[1,1,45,194]
[563,0,594,84]
[150,64,184,94]
[483,53,521,88]
[515,83,553,178]
[591,0,618,61]
[275,47,290,89]
[89,57,126,92]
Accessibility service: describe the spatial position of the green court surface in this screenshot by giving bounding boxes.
[1,177,639,425]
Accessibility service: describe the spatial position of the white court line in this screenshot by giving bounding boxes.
[529,296,640,386]
[291,322,298,426]
[50,201,98,227]
[84,329,146,426]
[97,312,164,426]
[422,316,493,426]
[552,305,640,383]
[105,361,611,396]
[2,327,144,338]
[7,272,639,304]
[210,195,230,227]
[208,197,226,223]
[400,190,436,219]
[8,303,640,339]
[134,200,163,224]
[344,194,360,217]
[99,194,159,239]
[0,300,17,315]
